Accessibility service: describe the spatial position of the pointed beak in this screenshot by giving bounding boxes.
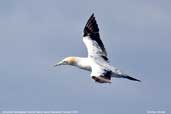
[53,61,63,67]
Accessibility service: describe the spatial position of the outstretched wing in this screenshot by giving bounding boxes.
[83,13,108,61]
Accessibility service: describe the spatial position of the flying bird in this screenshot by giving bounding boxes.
[54,14,141,83]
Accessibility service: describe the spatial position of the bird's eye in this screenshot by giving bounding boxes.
[63,60,67,63]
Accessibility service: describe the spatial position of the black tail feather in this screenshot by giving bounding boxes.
[122,75,141,82]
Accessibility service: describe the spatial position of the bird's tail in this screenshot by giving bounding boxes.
[121,75,141,82]
[113,74,141,82]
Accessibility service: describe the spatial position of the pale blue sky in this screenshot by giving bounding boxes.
[0,0,171,114]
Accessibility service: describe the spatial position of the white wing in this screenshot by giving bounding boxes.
[83,14,108,62]
[82,14,141,83]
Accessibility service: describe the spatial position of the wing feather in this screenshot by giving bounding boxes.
[91,63,112,83]
[83,13,108,61]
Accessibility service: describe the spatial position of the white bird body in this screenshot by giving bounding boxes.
[55,14,141,83]
[70,57,124,83]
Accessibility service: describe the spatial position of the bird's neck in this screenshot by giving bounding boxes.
[72,57,91,71]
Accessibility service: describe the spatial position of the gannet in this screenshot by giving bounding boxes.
[54,13,141,83]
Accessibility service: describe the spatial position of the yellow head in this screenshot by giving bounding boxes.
[54,56,77,66]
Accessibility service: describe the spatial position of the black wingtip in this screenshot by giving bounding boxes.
[88,13,94,21]
[83,13,99,37]
[91,13,94,17]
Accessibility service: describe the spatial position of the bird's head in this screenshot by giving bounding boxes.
[54,56,77,67]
